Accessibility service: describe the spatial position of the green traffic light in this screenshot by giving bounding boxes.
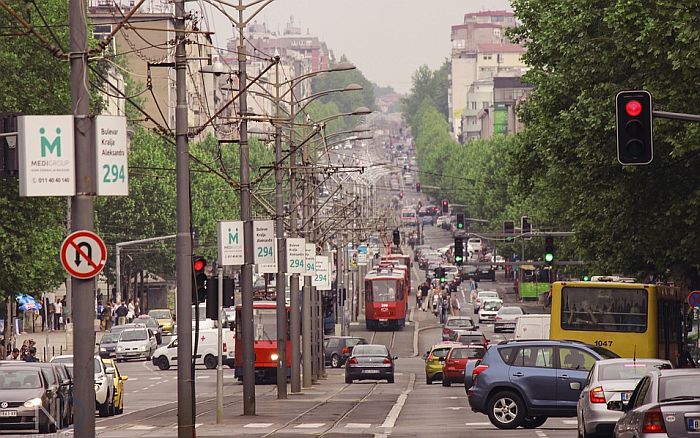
[544,253,554,263]
[583,276,590,281]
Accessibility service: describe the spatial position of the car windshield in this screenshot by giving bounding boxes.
[253,308,276,341]
[120,329,148,342]
[482,301,502,311]
[598,361,669,380]
[353,345,388,356]
[346,338,365,347]
[479,292,498,299]
[149,310,171,319]
[0,370,42,389]
[446,318,473,328]
[499,307,523,315]
[100,334,119,343]
[451,348,485,359]
[659,375,700,401]
[458,335,485,345]
[368,279,400,302]
[138,318,157,328]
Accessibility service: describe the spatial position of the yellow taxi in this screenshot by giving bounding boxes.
[102,358,128,414]
[148,309,175,334]
[421,342,459,384]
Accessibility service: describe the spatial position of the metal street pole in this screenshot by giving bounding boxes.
[273,62,288,398]
[69,0,95,435]
[174,0,194,434]
[288,106,302,394]
[237,4,256,415]
[216,267,224,423]
[302,147,313,388]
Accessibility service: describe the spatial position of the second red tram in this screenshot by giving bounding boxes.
[235,301,291,382]
[364,268,408,330]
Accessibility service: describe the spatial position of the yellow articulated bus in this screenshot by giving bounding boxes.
[550,279,687,361]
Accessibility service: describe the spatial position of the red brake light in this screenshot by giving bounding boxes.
[642,407,666,433]
[341,347,349,354]
[427,354,434,361]
[443,328,451,334]
[495,316,502,321]
[472,364,489,379]
[625,100,642,117]
[589,386,606,404]
[383,357,392,364]
[348,357,358,365]
[222,343,227,353]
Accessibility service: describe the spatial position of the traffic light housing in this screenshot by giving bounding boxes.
[544,236,555,263]
[193,257,207,304]
[454,237,464,265]
[206,277,235,320]
[392,229,401,246]
[616,90,653,165]
[503,220,514,241]
[456,213,465,230]
[433,267,446,283]
[521,216,531,234]
[441,199,449,214]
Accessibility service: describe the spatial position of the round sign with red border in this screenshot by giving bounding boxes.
[60,230,107,279]
[688,291,700,309]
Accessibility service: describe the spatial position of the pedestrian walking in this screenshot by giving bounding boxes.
[440,292,450,324]
[47,300,55,331]
[127,299,135,323]
[450,293,461,316]
[24,347,38,362]
[102,301,112,331]
[53,298,62,330]
[115,301,128,325]
[431,291,440,318]
[6,348,19,360]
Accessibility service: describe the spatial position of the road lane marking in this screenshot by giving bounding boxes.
[196,375,211,379]
[535,430,548,437]
[448,406,463,410]
[464,422,493,427]
[244,423,274,428]
[442,396,462,399]
[127,425,156,430]
[346,423,372,428]
[380,372,415,429]
[149,377,162,380]
[294,423,325,428]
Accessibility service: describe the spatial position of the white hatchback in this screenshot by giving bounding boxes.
[116,328,157,361]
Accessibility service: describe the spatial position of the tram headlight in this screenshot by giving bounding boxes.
[270,353,279,361]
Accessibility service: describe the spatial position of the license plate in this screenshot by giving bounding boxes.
[0,410,16,417]
[621,392,631,401]
[688,418,700,431]
[363,369,380,374]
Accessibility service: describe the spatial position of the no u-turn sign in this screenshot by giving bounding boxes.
[60,230,107,279]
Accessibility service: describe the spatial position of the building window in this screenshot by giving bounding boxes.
[453,39,465,49]
[483,54,492,60]
[471,102,477,110]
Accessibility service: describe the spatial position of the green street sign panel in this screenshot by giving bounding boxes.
[253,220,275,265]
[217,221,244,266]
[18,115,75,196]
[95,115,128,196]
[286,238,306,274]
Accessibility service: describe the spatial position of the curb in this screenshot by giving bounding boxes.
[412,322,442,357]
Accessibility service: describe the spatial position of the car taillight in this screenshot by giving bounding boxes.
[222,343,227,353]
[428,354,434,361]
[341,347,350,354]
[642,407,666,433]
[383,357,392,364]
[443,328,451,334]
[348,357,358,365]
[495,316,502,321]
[589,386,606,404]
[472,364,488,380]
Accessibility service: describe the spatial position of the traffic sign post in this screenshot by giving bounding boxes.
[60,230,107,279]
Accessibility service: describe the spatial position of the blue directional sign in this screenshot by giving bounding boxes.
[688,291,700,308]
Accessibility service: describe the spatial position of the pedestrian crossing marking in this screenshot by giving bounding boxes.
[127,425,156,430]
[244,423,274,428]
[345,423,372,428]
[294,423,325,428]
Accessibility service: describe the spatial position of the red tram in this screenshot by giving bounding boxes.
[364,267,408,330]
[234,301,291,382]
[381,254,412,294]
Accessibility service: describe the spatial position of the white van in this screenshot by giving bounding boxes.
[152,328,235,370]
[514,314,551,340]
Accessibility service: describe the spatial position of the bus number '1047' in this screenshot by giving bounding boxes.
[594,340,613,347]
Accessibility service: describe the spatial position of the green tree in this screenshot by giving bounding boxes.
[401,60,449,127]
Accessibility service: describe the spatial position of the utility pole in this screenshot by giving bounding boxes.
[174,0,194,435]
[69,0,95,436]
[289,105,302,393]
[302,129,313,388]
[273,61,288,398]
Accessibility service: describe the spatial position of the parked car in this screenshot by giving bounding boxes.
[452,331,489,348]
[441,345,486,387]
[344,344,396,384]
[324,336,367,368]
[12,362,72,428]
[478,299,503,324]
[494,306,525,333]
[613,368,700,438]
[577,358,671,437]
[102,358,128,415]
[422,342,459,384]
[474,291,500,314]
[467,339,618,429]
[442,316,478,341]
[0,366,58,433]
[148,308,175,334]
[50,354,114,417]
[98,332,120,359]
[116,327,158,362]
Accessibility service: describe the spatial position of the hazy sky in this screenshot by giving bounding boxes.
[204,0,512,93]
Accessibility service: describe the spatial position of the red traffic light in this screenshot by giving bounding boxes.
[193,258,206,272]
[625,100,642,117]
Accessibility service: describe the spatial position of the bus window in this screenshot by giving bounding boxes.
[253,309,276,341]
[560,287,647,333]
[370,280,397,302]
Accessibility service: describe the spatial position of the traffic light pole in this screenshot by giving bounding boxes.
[69,0,96,435]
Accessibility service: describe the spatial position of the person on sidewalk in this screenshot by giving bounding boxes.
[6,348,19,360]
[115,302,128,326]
[127,299,135,323]
[47,301,55,331]
[440,292,450,324]
[450,293,461,316]
[53,298,62,331]
[24,347,38,362]
[102,301,112,331]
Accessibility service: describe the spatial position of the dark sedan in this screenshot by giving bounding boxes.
[98,333,120,359]
[344,344,396,384]
[0,366,58,433]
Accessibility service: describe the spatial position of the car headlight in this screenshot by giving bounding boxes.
[270,353,279,361]
[117,346,125,352]
[138,346,146,352]
[24,398,42,408]
[100,347,107,352]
